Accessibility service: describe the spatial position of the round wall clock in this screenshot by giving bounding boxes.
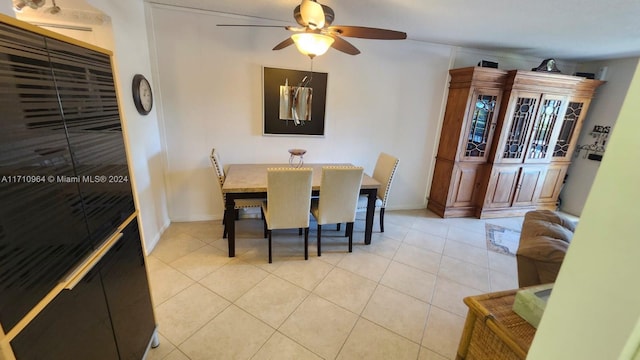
[132,74,153,115]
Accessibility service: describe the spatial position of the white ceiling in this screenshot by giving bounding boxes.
[12,0,640,61]
[145,0,640,62]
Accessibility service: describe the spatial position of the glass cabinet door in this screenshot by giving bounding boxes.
[500,92,539,163]
[553,100,587,161]
[460,89,501,162]
[525,94,566,163]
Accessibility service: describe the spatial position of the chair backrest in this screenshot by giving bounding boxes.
[316,166,364,225]
[372,152,399,207]
[266,168,313,230]
[210,148,225,186]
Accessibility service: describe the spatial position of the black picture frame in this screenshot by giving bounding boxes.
[263,66,328,136]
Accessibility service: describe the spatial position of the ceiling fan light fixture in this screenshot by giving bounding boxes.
[12,0,46,11]
[291,33,334,58]
[30,0,46,8]
[13,0,27,12]
[300,0,325,29]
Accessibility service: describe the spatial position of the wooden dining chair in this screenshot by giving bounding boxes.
[210,148,264,238]
[311,166,364,256]
[355,152,399,233]
[261,168,313,263]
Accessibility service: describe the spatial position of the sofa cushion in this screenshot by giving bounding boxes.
[517,210,575,260]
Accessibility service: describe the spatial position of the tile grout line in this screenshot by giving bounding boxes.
[149,211,522,360]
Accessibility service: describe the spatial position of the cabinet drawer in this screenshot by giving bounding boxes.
[10,219,156,360]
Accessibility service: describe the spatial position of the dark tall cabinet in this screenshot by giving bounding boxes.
[0,15,157,359]
[10,219,155,360]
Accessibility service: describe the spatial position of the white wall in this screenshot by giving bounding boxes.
[14,1,107,45]
[1,1,171,253]
[145,3,593,223]
[0,1,12,16]
[559,57,638,216]
[454,47,577,75]
[147,4,454,222]
[4,0,627,254]
[529,60,640,359]
[84,0,170,253]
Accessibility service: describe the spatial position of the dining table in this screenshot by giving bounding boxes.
[221,163,381,257]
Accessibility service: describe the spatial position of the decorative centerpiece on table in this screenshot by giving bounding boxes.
[288,148,306,168]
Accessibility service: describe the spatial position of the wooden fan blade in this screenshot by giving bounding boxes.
[330,36,360,55]
[285,26,306,32]
[328,26,406,40]
[273,37,295,51]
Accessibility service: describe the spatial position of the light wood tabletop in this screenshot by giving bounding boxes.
[220,163,381,258]
[222,163,380,193]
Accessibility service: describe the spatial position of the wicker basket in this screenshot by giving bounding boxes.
[456,289,537,360]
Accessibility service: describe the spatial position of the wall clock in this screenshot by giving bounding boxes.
[132,74,153,115]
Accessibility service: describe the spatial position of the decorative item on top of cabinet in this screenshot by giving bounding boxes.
[532,58,561,73]
[427,67,507,218]
[428,67,604,219]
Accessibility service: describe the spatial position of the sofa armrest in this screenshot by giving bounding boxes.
[515,210,576,287]
[523,209,576,233]
[516,236,570,262]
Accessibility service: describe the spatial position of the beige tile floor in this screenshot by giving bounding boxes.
[145,209,525,360]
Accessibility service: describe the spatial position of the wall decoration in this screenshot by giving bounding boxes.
[532,58,561,73]
[263,66,328,136]
[576,124,610,161]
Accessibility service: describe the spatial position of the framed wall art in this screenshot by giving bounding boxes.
[263,66,328,136]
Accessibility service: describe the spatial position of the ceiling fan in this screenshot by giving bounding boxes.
[217,0,407,58]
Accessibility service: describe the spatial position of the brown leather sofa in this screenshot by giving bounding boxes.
[516,210,576,287]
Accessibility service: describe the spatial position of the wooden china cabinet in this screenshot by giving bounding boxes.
[428,67,604,218]
[427,67,507,217]
[536,80,603,209]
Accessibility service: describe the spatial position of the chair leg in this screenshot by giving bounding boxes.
[298,228,302,236]
[347,222,354,252]
[235,209,240,220]
[222,209,228,239]
[304,227,309,260]
[336,223,341,231]
[317,224,322,257]
[268,230,272,263]
[262,209,267,238]
[380,207,386,233]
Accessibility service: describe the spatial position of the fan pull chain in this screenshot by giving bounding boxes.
[309,58,314,94]
[304,57,314,126]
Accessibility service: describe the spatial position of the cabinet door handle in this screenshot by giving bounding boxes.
[63,232,124,290]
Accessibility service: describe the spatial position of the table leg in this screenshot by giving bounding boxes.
[363,188,377,245]
[225,194,236,257]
